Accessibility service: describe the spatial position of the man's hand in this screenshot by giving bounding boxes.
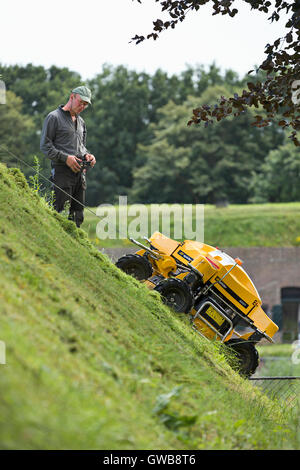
[66,155,82,173]
[85,153,96,167]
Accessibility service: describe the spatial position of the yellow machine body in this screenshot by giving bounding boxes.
[134,232,278,344]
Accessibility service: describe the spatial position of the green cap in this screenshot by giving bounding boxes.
[72,85,92,104]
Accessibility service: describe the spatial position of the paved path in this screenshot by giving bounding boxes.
[99,246,136,263]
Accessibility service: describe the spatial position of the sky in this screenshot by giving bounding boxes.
[0,0,289,80]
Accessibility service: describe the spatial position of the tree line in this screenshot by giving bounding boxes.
[0,62,298,206]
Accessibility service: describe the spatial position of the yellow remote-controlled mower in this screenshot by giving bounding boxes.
[116,232,278,377]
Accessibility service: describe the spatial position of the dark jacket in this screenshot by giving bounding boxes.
[40,105,88,167]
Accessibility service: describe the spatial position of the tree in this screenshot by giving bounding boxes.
[132,1,300,145]
[0,63,83,173]
[250,141,300,202]
[0,91,34,167]
[0,63,81,120]
[84,65,153,204]
[131,86,284,204]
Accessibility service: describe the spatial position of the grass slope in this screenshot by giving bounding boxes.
[0,164,298,450]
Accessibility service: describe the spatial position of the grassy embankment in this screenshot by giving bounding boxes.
[257,344,300,377]
[0,163,299,450]
[82,202,300,249]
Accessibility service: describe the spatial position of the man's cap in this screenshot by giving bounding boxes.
[72,86,92,104]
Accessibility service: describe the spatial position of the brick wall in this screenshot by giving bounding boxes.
[223,247,300,309]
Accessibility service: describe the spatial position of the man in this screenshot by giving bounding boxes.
[40,86,96,227]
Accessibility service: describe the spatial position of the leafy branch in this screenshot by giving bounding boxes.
[132,1,300,145]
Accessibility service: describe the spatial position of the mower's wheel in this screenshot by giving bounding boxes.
[225,338,259,378]
[154,278,194,314]
[115,254,153,280]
